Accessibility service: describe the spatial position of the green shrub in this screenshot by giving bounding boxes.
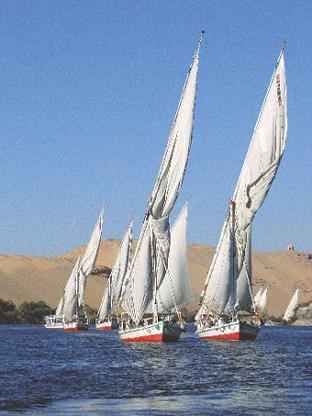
[18,301,53,324]
[0,299,19,323]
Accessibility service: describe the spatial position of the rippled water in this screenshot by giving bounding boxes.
[0,325,311,415]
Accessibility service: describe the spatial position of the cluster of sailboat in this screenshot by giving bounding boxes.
[253,286,300,323]
[45,32,293,341]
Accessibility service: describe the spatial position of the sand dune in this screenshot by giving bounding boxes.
[0,240,311,317]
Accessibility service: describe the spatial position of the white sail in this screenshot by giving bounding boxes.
[63,257,81,322]
[283,289,299,321]
[111,221,133,304]
[123,222,153,323]
[148,35,202,288]
[236,225,253,310]
[124,35,203,324]
[197,49,287,319]
[201,207,236,315]
[78,209,104,306]
[97,221,133,321]
[233,50,287,272]
[257,287,268,312]
[253,287,264,306]
[157,204,194,313]
[55,296,65,319]
[97,280,112,321]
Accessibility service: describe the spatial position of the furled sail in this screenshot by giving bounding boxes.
[124,34,203,325]
[157,204,194,313]
[197,48,287,319]
[283,289,299,321]
[63,257,81,322]
[78,209,104,306]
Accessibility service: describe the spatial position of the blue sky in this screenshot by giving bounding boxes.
[0,1,311,256]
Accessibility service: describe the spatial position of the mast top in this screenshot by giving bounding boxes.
[281,40,287,52]
[195,30,205,56]
[276,41,286,68]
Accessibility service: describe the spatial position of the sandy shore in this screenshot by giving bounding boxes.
[0,241,311,317]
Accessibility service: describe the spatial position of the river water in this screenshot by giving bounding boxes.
[0,324,311,415]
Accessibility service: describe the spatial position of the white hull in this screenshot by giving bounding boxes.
[44,315,63,329]
[96,317,119,330]
[44,322,64,329]
[197,319,260,341]
[119,321,182,342]
[96,321,112,330]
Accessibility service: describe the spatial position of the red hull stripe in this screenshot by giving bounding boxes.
[96,326,112,331]
[201,332,257,341]
[121,333,180,343]
[64,327,88,332]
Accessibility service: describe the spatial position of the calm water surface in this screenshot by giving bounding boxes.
[0,325,311,415]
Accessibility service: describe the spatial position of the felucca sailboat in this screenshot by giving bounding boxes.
[256,287,268,313]
[45,260,81,329]
[44,298,65,329]
[96,220,132,330]
[155,204,194,320]
[61,208,104,331]
[120,203,193,341]
[118,33,204,342]
[253,287,264,308]
[283,289,299,322]
[196,47,288,341]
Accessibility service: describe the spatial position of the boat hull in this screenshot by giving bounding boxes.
[197,319,260,341]
[96,317,119,330]
[96,322,112,330]
[119,321,182,342]
[44,316,64,329]
[44,322,64,329]
[63,321,88,332]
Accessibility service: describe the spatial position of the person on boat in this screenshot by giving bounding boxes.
[253,309,264,325]
[207,312,214,326]
[217,316,224,327]
[200,312,214,328]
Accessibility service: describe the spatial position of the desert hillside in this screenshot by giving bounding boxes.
[0,240,311,317]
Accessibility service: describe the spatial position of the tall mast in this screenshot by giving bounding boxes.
[152,232,158,322]
[109,276,112,310]
[230,200,236,312]
[75,266,79,319]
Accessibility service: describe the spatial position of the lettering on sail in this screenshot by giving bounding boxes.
[276,74,282,106]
